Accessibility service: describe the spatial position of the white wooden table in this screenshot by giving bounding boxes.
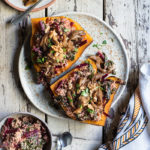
[0,0,150,149]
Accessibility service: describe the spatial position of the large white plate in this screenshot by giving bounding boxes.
[19,12,129,120]
[4,0,56,12]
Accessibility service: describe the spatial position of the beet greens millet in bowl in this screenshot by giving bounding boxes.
[0,112,52,150]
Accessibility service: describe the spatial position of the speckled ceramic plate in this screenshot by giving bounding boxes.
[4,0,56,12]
[0,112,52,150]
[19,12,129,119]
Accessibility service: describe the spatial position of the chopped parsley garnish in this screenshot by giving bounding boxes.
[26,127,30,132]
[89,100,92,103]
[93,43,100,49]
[64,28,70,32]
[63,48,67,52]
[74,48,78,52]
[51,50,55,54]
[48,38,53,48]
[89,72,94,79]
[111,88,117,94]
[79,105,83,109]
[93,40,107,49]
[76,83,80,88]
[63,55,66,59]
[31,52,35,58]
[67,97,73,102]
[87,108,94,113]
[57,59,60,63]
[37,57,45,63]
[99,86,104,91]
[102,40,107,45]
[25,65,30,70]
[70,55,75,61]
[85,60,89,64]
[89,63,93,72]
[112,70,116,75]
[72,93,76,97]
[81,88,89,96]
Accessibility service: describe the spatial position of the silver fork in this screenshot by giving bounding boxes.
[11,0,43,25]
[19,15,30,40]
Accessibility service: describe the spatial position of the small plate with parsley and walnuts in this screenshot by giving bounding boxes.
[0,112,52,150]
[4,0,56,12]
[19,12,129,120]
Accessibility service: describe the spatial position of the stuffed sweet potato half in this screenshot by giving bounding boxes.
[50,51,125,126]
[31,16,93,85]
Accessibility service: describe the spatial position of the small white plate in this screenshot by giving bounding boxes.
[19,12,129,119]
[0,112,52,150]
[4,0,56,12]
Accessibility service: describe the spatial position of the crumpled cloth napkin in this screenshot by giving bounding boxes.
[99,63,150,150]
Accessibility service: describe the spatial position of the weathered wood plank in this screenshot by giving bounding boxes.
[104,0,150,144]
[135,0,150,64]
[0,1,46,120]
[0,1,27,120]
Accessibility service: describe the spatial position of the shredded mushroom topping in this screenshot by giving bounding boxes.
[53,55,125,121]
[32,17,88,85]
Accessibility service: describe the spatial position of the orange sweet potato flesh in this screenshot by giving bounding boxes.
[31,16,93,76]
[50,59,120,126]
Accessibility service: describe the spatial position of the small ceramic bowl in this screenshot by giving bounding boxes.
[0,112,52,150]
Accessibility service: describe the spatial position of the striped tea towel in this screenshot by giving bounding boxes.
[99,63,150,150]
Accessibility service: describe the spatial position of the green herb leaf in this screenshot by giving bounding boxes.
[31,52,35,58]
[99,86,104,91]
[72,93,76,97]
[93,43,100,49]
[102,40,107,45]
[81,88,89,96]
[37,57,45,63]
[74,48,78,52]
[25,65,30,70]
[64,28,70,32]
[89,63,93,72]
[79,105,83,109]
[100,32,103,35]
[89,100,92,103]
[87,108,94,113]
[85,60,89,64]
[112,70,116,75]
[76,83,80,88]
[63,48,67,52]
[57,59,60,63]
[70,55,75,61]
[67,97,73,102]
[48,38,53,48]
[63,55,66,59]
[89,72,94,79]
[51,50,55,54]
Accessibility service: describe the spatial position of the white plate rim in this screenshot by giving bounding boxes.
[18,12,130,119]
